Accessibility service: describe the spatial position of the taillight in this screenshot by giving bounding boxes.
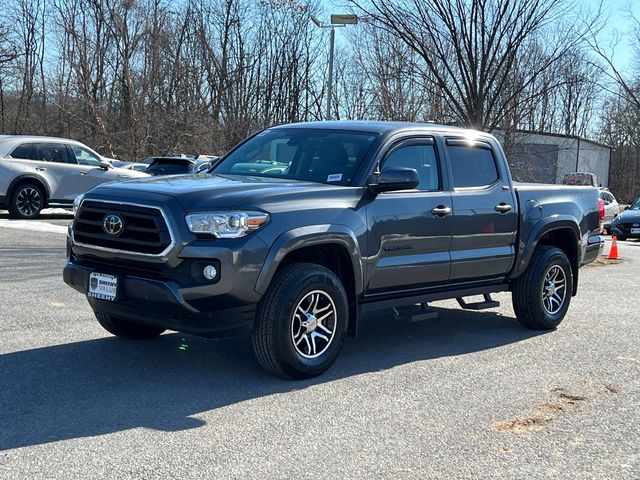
[598,197,605,220]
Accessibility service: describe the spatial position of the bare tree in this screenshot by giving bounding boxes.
[347,0,602,131]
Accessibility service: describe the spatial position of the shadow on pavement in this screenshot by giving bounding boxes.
[0,307,546,451]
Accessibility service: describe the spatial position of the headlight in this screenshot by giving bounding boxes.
[185,211,269,238]
[73,194,85,216]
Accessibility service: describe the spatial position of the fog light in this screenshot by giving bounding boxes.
[203,265,218,280]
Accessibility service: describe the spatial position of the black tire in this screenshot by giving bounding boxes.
[512,246,573,330]
[252,263,348,379]
[94,311,166,339]
[616,236,627,241]
[8,182,45,219]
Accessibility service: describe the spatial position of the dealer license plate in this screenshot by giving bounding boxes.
[88,272,118,301]
[631,228,640,234]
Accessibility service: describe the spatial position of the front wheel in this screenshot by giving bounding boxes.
[512,246,573,330]
[252,263,348,379]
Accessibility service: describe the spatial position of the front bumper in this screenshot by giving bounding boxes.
[63,262,256,337]
[611,223,640,239]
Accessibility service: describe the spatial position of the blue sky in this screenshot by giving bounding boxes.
[595,0,639,72]
[324,0,639,73]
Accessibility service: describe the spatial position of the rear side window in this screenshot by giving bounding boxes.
[9,143,38,160]
[382,144,440,191]
[36,143,72,163]
[447,145,499,188]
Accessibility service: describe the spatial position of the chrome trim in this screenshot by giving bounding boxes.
[71,198,177,259]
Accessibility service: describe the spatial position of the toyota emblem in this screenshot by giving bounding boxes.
[103,214,124,236]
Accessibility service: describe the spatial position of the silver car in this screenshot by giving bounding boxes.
[0,135,148,218]
[599,188,619,232]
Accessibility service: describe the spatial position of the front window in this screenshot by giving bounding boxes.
[630,198,640,210]
[212,128,378,185]
[71,145,101,166]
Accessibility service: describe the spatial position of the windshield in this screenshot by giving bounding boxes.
[630,198,640,210]
[212,128,378,185]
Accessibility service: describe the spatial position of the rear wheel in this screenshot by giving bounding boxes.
[512,246,573,330]
[8,183,45,219]
[94,311,166,339]
[252,263,348,379]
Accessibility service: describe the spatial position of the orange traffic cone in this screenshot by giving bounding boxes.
[608,236,619,260]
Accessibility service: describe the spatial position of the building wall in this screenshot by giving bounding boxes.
[492,131,611,186]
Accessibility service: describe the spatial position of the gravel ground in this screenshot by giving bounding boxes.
[0,222,638,479]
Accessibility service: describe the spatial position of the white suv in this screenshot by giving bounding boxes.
[599,188,620,233]
[0,136,148,218]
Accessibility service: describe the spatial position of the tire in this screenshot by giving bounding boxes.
[616,236,627,241]
[94,311,166,339]
[252,263,348,379]
[512,246,573,330]
[8,182,45,219]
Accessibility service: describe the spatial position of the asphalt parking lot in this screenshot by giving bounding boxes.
[0,212,638,479]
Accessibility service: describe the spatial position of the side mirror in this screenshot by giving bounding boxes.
[99,160,113,170]
[625,206,630,210]
[369,167,420,194]
[603,201,610,206]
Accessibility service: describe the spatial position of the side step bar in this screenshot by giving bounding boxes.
[393,303,438,322]
[456,294,500,310]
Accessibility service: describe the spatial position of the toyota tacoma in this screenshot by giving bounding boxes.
[63,122,603,378]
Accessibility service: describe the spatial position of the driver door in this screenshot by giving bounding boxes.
[67,144,123,194]
[364,138,453,295]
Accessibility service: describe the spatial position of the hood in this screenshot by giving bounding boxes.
[616,208,640,223]
[92,173,360,212]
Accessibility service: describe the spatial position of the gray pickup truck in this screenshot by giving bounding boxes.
[63,122,603,378]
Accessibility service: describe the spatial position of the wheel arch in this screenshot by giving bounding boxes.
[255,226,364,337]
[513,218,581,296]
[7,174,51,205]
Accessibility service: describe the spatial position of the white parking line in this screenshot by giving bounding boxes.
[0,219,68,235]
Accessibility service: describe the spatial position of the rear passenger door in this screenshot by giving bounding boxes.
[445,138,517,282]
[365,138,453,294]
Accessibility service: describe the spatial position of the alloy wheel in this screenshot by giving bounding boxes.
[542,264,567,315]
[290,290,337,359]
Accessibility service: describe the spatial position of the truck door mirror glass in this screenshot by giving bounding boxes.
[370,167,420,193]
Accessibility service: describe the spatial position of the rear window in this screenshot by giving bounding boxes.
[447,145,499,188]
[9,143,38,160]
[146,158,194,175]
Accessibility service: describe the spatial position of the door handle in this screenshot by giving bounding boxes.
[431,205,452,217]
[35,167,46,172]
[80,170,89,175]
[495,203,512,213]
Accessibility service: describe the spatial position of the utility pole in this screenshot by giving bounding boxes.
[311,14,358,121]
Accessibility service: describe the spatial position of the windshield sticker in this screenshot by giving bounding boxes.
[327,173,343,182]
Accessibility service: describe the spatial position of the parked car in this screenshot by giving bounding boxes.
[611,196,640,241]
[63,121,603,379]
[563,172,598,187]
[599,188,619,232]
[123,163,149,172]
[144,157,199,176]
[0,135,148,218]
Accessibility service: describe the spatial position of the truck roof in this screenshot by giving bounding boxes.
[270,120,480,135]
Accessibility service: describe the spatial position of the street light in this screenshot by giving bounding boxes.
[311,13,358,120]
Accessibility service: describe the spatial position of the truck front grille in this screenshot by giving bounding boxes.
[74,200,172,255]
